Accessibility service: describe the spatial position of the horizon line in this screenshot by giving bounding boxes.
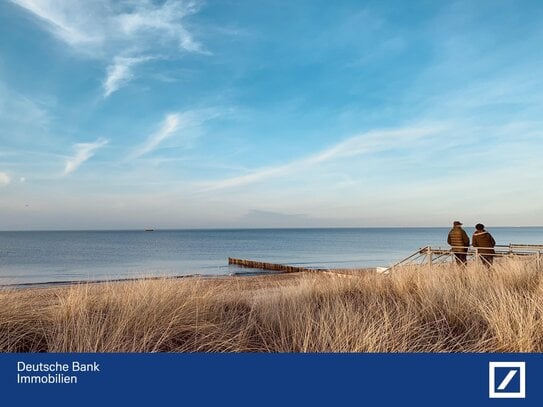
[2,225,542,233]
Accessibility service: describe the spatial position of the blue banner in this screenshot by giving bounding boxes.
[0,353,540,406]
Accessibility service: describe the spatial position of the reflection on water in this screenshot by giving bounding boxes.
[1,228,542,285]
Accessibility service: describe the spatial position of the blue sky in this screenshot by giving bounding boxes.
[1,0,542,230]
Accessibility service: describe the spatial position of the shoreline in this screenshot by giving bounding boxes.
[0,273,226,291]
[1,258,542,352]
[0,266,376,291]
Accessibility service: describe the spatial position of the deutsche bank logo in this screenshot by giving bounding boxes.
[489,362,526,399]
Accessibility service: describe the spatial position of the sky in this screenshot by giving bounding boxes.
[0,0,542,230]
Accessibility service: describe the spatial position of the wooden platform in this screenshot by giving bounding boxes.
[389,244,543,269]
[229,242,543,276]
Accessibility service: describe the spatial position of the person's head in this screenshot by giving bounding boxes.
[453,221,463,227]
[475,223,485,231]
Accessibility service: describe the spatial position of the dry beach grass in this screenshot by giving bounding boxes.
[1,257,542,352]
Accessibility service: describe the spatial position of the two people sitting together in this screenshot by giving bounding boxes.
[447,221,496,266]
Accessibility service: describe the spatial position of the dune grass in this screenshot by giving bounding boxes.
[1,257,542,352]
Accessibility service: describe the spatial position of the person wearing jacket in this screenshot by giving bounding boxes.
[472,223,496,266]
[447,221,470,264]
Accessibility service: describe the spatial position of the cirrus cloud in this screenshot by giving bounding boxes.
[129,109,223,160]
[201,125,443,191]
[103,55,155,98]
[64,138,109,175]
[10,0,209,97]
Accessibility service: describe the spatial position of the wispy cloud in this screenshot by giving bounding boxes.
[203,126,442,191]
[0,172,11,187]
[130,109,221,159]
[103,56,154,97]
[64,138,109,175]
[116,1,206,54]
[10,0,205,52]
[130,114,182,160]
[11,0,208,95]
[9,0,101,46]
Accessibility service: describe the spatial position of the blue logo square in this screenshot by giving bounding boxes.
[493,367,520,393]
[489,361,525,399]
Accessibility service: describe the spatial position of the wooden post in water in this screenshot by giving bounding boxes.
[228,257,320,273]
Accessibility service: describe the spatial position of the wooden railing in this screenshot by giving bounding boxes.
[387,244,543,271]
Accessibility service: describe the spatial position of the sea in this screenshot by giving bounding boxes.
[1,227,542,286]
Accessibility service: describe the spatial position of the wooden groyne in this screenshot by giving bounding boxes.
[228,257,325,273]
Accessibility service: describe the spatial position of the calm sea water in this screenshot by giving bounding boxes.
[1,228,542,285]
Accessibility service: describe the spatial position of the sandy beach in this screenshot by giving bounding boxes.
[2,257,542,353]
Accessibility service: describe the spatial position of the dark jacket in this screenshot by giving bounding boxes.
[472,230,496,254]
[447,226,470,252]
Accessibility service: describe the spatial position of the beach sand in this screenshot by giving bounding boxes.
[1,258,542,352]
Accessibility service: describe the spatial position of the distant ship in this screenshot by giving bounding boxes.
[144,229,155,232]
